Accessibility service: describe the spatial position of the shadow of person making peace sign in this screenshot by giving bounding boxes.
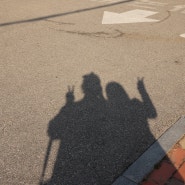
[41,72,157,185]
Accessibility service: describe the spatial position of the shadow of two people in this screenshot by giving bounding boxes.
[41,72,157,185]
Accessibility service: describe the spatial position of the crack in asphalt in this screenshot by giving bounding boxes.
[157,11,171,23]
[49,28,125,38]
[45,19,75,25]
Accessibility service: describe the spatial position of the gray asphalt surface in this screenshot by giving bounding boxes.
[1,0,185,184]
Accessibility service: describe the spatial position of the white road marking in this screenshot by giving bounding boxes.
[101,0,122,3]
[128,0,166,10]
[102,9,159,24]
[90,0,166,5]
[138,0,166,6]
[180,33,185,38]
[90,0,125,4]
[170,5,185,12]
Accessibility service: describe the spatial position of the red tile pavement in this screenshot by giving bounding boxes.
[141,135,185,185]
[166,178,184,185]
[174,162,185,181]
[170,148,185,168]
[146,161,176,184]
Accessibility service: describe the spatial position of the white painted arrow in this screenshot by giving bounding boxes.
[102,9,159,24]
[180,33,185,38]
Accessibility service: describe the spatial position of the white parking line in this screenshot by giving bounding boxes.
[137,0,166,6]
[170,5,185,12]
[90,0,124,4]
[180,33,185,38]
[128,0,167,10]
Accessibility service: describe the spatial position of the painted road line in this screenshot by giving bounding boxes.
[91,0,125,4]
[112,116,185,185]
[101,0,123,3]
[135,0,166,6]
[140,0,166,6]
[170,5,185,12]
[102,9,159,24]
[180,33,185,38]
[128,0,166,10]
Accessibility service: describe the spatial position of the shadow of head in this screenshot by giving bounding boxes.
[82,72,103,98]
[106,82,130,103]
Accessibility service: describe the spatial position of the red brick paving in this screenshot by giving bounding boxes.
[141,135,185,185]
[170,148,185,168]
[166,178,184,185]
[147,161,176,184]
[174,162,185,181]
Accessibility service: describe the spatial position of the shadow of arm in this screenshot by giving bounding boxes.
[137,78,157,119]
[47,110,63,140]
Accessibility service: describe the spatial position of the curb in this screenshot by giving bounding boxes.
[112,116,185,185]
